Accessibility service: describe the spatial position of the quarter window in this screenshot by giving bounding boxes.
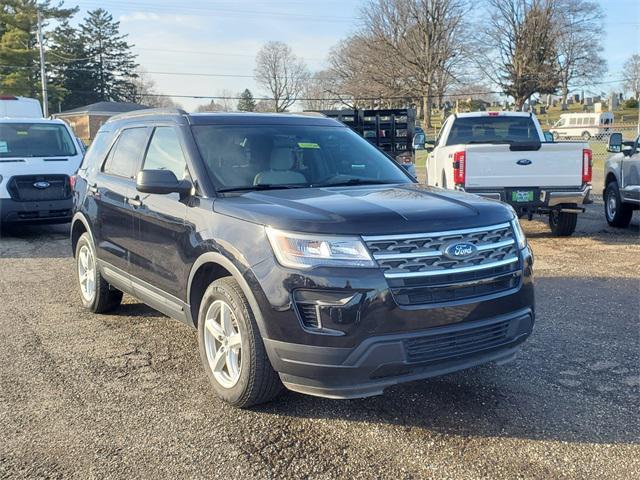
[143,127,187,179]
[103,128,148,178]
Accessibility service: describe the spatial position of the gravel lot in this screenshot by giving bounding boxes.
[1,196,638,480]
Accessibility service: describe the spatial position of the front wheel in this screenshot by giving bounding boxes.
[197,277,282,407]
[75,232,123,313]
[604,181,633,228]
[549,211,577,236]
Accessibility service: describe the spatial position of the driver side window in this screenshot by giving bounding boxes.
[143,127,188,179]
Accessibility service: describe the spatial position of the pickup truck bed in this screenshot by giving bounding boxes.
[426,111,592,236]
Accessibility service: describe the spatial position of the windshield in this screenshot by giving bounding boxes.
[191,124,412,191]
[0,122,77,158]
[447,116,540,145]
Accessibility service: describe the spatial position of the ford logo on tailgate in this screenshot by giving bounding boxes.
[33,181,51,189]
[444,242,477,260]
[516,159,532,166]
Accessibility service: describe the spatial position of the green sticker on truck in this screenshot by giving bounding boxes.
[297,142,320,149]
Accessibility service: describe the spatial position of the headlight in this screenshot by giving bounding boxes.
[266,227,376,269]
[510,217,527,249]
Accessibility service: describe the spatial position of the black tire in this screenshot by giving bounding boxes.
[197,277,282,408]
[581,131,591,141]
[604,181,633,228]
[75,232,123,313]
[549,210,578,236]
[552,132,559,142]
[441,172,447,189]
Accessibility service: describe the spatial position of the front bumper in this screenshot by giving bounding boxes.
[0,197,73,223]
[264,309,533,399]
[467,184,591,210]
[246,244,535,399]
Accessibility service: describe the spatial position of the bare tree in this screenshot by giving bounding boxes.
[130,68,182,108]
[254,41,309,112]
[302,70,340,111]
[359,0,469,126]
[555,0,607,107]
[622,54,640,100]
[476,0,561,109]
[194,100,225,112]
[328,34,411,109]
[216,89,236,112]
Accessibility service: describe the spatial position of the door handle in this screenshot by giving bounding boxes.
[88,183,98,194]
[127,196,143,208]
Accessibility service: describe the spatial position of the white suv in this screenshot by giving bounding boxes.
[0,118,83,225]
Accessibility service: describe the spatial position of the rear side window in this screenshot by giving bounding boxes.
[143,127,187,179]
[103,127,148,178]
[446,116,539,145]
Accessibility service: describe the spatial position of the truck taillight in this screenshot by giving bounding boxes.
[582,149,592,183]
[453,151,466,185]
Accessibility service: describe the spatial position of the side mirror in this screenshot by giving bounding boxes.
[136,169,192,197]
[543,131,554,143]
[607,132,622,153]
[412,133,426,150]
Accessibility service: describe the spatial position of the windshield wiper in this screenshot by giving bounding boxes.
[316,178,393,187]
[217,183,308,193]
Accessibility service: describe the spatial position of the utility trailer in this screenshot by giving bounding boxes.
[308,108,416,159]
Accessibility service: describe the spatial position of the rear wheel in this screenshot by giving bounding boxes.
[76,232,122,313]
[549,210,577,236]
[604,181,633,228]
[581,131,591,141]
[197,277,282,407]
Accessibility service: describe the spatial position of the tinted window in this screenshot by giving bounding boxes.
[80,131,111,172]
[103,128,147,178]
[447,116,539,145]
[191,124,411,190]
[143,127,187,179]
[0,122,77,157]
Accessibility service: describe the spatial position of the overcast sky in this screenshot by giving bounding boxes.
[72,0,640,111]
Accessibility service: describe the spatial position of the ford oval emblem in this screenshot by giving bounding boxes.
[444,242,477,260]
[33,181,51,189]
[516,159,532,166]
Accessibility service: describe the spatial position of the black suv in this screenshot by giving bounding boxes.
[71,109,535,407]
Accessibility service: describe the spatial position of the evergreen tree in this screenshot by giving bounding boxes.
[80,8,138,102]
[48,19,98,110]
[237,88,256,112]
[0,0,76,107]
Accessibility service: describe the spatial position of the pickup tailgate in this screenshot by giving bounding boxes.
[464,143,584,188]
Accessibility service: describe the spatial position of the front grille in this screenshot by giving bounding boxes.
[405,318,512,364]
[7,175,71,202]
[363,223,521,305]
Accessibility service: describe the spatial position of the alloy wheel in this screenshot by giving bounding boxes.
[78,244,96,302]
[203,300,242,389]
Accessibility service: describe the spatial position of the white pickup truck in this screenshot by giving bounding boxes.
[426,111,591,236]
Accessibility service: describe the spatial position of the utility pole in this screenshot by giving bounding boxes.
[37,11,49,117]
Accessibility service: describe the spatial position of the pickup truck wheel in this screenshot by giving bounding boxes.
[604,181,633,228]
[441,172,447,189]
[581,131,591,141]
[75,232,123,313]
[197,277,282,408]
[549,211,577,236]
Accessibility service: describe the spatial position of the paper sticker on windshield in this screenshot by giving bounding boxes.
[297,142,320,149]
[0,141,7,153]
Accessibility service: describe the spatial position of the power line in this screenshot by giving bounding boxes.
[1,64,629,87]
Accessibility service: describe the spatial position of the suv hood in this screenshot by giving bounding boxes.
[214,184,514,235]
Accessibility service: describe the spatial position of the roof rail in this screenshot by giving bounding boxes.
[106,107,188,123]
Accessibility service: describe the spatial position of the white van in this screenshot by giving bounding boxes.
[0,95,43,118]
[549,112,614,140]
[0,118,83,225]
